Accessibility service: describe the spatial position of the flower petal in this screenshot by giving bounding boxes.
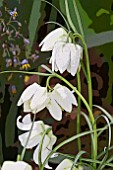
[70,44,83,76]
[19,130,43,148]
[17,83,40,106]
[1,161,32,170]
[33,145,52,169]
[39,28,68,51]
[17,115,32,131]
[47,97,62,121]
[55,159,73,170]
[30,87,48,110]
[54,42,70,73]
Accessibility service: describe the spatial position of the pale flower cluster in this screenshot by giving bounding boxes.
[39,27,83,76]
[17,82,77,121]
[17,114,57,169]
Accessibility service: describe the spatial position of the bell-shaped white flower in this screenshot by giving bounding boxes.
[17,83,48,114]
[49,42,83,76]
[17,114,57,169]
[55,159,83,170]
[47,83,78,121]
[39,27,69,51]
[39,27,83,76]
[1,161,32,170]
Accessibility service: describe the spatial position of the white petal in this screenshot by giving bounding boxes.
[17,115,32,131]
[17,83,40,106]
[39,28,68,51]
[63,86,78,106]
[30,87,48,110]
[55,159,73,170]
[47,97,62,121]
[33,145,52,169]
[54,42,70,73]
[19,130,42,148]
[70,44,83,76]
[1,161,32,170]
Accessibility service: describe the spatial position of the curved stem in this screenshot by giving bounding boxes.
[76,72,81,153]
[54,73,97,165]
[0,70,52,76]
[40,127,105,170]
[19,114,36,161]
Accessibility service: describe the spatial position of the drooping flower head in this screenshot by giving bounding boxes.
[17,114,57,169]
[39,27,83,76]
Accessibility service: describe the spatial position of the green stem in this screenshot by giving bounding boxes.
[19,114,36,161]
[0,70,52,76]
[38,132,46,169]
[40,127,105,170]
[76,72,81,153]
[54,73,97,166]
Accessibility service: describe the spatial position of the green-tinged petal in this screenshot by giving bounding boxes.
[17,83,40,106]
[23,101,31,112]
[47,97,62,121]
[69,44,83,76]
[19,130,42,148]
[55,159,73,170]
[1,161,32,170]
[39,28,68,51]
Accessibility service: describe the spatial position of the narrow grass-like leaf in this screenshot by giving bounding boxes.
[93,105,113,123]
[96,115,111,170]
[70,151,86,170]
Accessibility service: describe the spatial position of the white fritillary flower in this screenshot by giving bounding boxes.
[1,161,32,170]
[17,83,77,121]
[39,27,83,76]
[17,114,57,169]
[55,159,83,170]
[17,83,48,114]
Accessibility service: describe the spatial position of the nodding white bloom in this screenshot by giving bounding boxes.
[48,83,78,120]
[17,114,57,169]
[17,83,48,114]
[17,83,77,121]
[50,42,83,76]
[55,159,83,170]
[1,161,32,170]
[39,27,83,76]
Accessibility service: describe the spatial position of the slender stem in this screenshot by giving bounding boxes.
[40,127,105,170]
[38,132,46,169]
[76,72,81,153]
[72,0,93,111]
[54,73,97,166]
[19,114,36,161]
[0,70,52,76]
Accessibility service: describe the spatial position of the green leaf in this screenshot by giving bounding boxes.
[0,0,3,7]
[5,77,24,146]
[28,0,41,49]
[86,31,113,47]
